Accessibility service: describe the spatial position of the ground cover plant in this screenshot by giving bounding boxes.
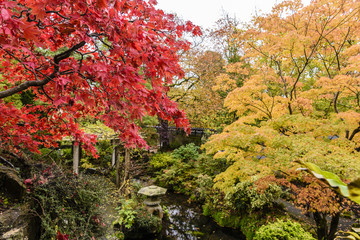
[253,219,316,240]
[25,164,110,239]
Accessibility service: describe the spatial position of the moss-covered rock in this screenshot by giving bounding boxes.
[0,205,40,240]
[0,166,26,200]
[203,204,288,239]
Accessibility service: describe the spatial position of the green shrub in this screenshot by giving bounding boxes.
[254,219,315,240]
[27,166,108,239]
[172,143,199,161]
[203,197,290,240]
[200,179,284,238]
[149,152,174,170]
[113,199,137,229]
[113,198,162,237]
[197,154,228,177]
[138,115,159,146]
[156,160,197,195]
[81,140,113,168]
[193,174,213,201]
[153,145,219,200]
[227,180,283,212]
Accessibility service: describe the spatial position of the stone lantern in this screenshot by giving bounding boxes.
[138,185,167,219]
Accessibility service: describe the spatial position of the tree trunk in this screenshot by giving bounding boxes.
[288,102,293,115]
[333,91,340,114]
[314,211,328,240]
[328,212,340,240]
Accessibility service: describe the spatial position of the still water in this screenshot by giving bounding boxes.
[159,194,246,240]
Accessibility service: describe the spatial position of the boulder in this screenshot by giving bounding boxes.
[0,206,40,240]
[0,166,26,200]
[2,224,30,240]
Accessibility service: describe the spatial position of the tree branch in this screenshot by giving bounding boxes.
[0,41,86,99]
[333,91,340,113]
[349,125,360,141]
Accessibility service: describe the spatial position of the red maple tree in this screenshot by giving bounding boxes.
[0,0,201,155]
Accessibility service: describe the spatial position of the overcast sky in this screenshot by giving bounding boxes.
[156,0,311,29]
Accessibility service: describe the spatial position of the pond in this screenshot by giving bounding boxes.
[157,193,246,240]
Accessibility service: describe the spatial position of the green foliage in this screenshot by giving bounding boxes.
[149,152,174,170]
[81,140,113,168]
[113,199,137,229]
[20,90,35,106]
[153,144,223,201]
[156,158,198,195]
[202,113,360,231]
[31,148,64,163]
[0,193,9,209]
[136,115,159,146]
[199,175,289,239]
[203,201,288,240]
[112,198,162,237]
[132,207,162,232]
[139,115,158,126]
[80,121,115,139]
[253,219,315,240]
[191,231,205,237]
[194,173,214,201]
[80,158,96,169]
[1,88,36,108]
[1,84,23,109]
[227,180,283,212]
[60,148,73,166]
[32,139,114,170]
[113,231,125,240]
[197,154,228,176]
[204,114,360,185]
[28,166,108,239]
[34,139,117,170]
[172,143,200,161]
[210,210,243,229]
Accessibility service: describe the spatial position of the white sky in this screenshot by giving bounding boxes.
[156,0,311,30]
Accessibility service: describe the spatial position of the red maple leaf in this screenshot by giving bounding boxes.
[0,0,200,155]
[56,231,69,240]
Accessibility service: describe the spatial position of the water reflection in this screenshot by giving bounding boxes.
[160,194,245,240]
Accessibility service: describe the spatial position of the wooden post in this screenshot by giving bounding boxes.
[124,148,130,183]
[111,147,116,167]
[111,139,117,168]
[119,148,131,194]
[111,139,122,188]
[115,145,121,188]
[73,141,80,175]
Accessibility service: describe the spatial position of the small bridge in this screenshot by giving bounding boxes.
[154,126,217,149]
[154,126,217,135]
